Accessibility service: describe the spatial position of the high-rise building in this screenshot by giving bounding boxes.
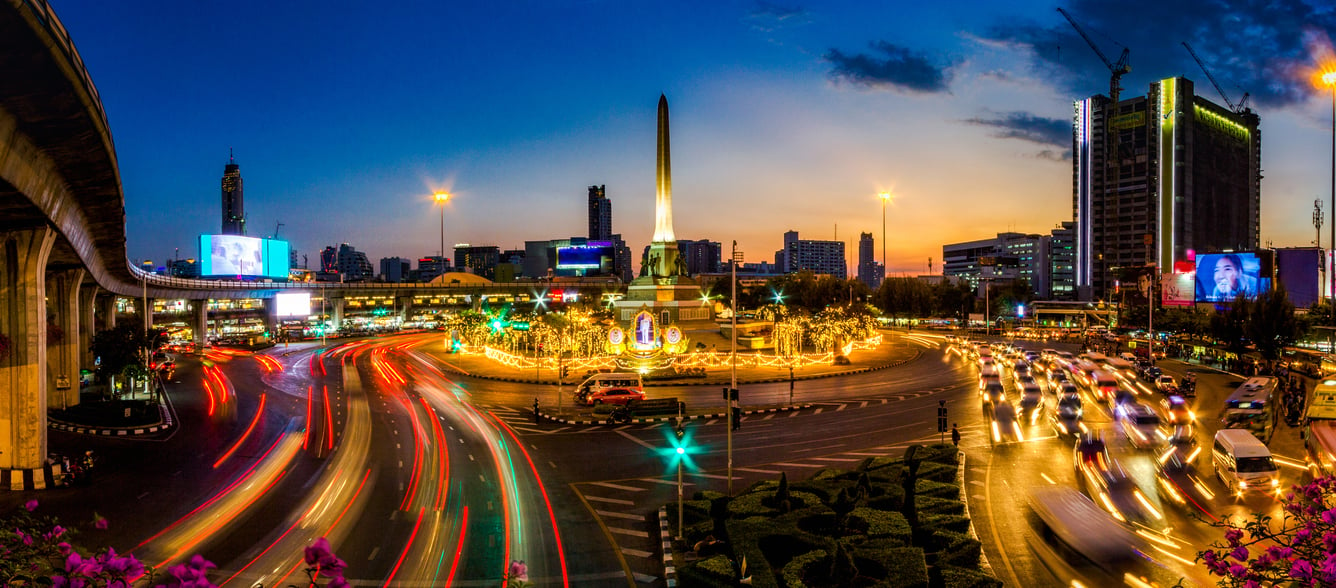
[335,244,373,281]
[943,232,1051,297]
[857,232,883,289]
[778,231,847,279]
[379,257,411,282]
[320,246,337,273]
[221,151,245,235]
[417,256,450,282]
[1074,76,1260,300]
[454,245,501,280]
[1049,222,1076,300]
[674,240,721,275]
[588,185,612,241]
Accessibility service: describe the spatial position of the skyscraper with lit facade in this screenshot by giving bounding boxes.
[1073,76,1259,300]
[221,151,245,235]
[857,232,882,289]
[588,185,612,241]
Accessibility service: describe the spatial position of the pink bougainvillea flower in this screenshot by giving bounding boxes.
[23,500,37,511]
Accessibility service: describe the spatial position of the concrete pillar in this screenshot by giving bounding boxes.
[332,298,345,331]
[79,284,98,369]
[262,297,278,336]
[194,300,208,350]
[100,294,117,330]
[0,227,56,472]
[137,297,153,331]
[47,269,84,409]
[397,295,413,324]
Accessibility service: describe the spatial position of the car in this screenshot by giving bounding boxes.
[1139,365,1163,382]
[1076,452,1164,524]
[1155,453,1216,515]
[1116,403,1164,449]
[980,379,1006,405]
[1019,384,1045,422]
[1045,369,1069,391]
[1055,381,1080,398]
[1012,361,1031,378]
[1160,395,1194,424]
[1073,433,1109,473]
[586,387,646,406]
[1165,424,1199,462]
[990,401,1023,444]
[1014,372,1037,388]
[1155,375,1178,394]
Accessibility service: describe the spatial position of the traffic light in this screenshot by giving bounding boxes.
[561,365,569,379]
[722,388,738,401]
[937,400,948,433]
[731,406,741,431]
[675,420,686,440]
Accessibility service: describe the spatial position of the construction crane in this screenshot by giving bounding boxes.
[1057,8,1131,108]
[271,221,284,240]
[1181,41,1250,113]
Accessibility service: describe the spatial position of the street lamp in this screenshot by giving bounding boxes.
[1324,72,1336,303]
[879,192,891,284]
[434,192,451,267]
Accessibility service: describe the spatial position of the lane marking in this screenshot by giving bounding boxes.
[809,457,862,462]
[773,462,823,468]
[367,547,379,560]
[585,496,636,506]
[609,527,651,538]
[621,548,654,558]
[597,510,645,521]
[640,478,693,487]
[590,481,646,492]
[687,472,742,480]
[617,430,657,450]
[736,467,782,474]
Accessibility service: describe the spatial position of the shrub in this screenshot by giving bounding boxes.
[938,565,1002,588]
[725,518,780,587]
[851,507,912,543]
[920,514,972,535]
[915,496,965,516]
[808,468,844,481]
[694,490,727,501]
[678,554,734,587]
[856,546,928,588]
[866,484,905,512]
[729,491,778,517]
[915,479,961,500]
[914,444,960,466]
[915,461,958,484]
[779,549,827,588]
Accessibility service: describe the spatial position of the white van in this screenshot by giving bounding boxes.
[575,373,644,402]
[1213,429,1279,494]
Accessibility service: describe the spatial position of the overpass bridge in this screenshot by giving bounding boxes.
[0,0,630,486]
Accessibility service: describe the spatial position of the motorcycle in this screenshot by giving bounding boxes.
[608,406,632,424]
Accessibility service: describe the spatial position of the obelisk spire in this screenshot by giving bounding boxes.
[653,94,675,243]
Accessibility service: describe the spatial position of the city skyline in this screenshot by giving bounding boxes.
[56,0,1336,275]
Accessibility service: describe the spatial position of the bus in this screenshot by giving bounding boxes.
[1222,377,1280,444]
[1303,378,1336,478]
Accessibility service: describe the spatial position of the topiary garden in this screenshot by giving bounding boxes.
[669,443,1000,588]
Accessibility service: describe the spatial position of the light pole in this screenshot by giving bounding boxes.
[1325,72,1336,304]
[729,240,739,495]
[879,192,891,284]
[434,192,451,265]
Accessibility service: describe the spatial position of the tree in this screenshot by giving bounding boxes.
[89,324,166,397]
[1245,285,1302,370]
[1210,295,1250,352]
[1197,476,1336,586]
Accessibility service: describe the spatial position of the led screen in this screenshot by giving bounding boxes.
[1161,272,1195,306]
[274,292,311,317]
[199,235,290,279]
[1195,252,1270,303]
[555,245,611,269]
[1276,248,1321,308]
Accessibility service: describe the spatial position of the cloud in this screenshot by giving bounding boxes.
[746,2,809,33]
[965,111,1069,148]
[979,0,1336,109]
[824,41,953,94]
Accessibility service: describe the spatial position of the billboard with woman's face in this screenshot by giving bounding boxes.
[1195,252,1269,303]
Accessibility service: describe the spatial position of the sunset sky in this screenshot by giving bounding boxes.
[55,0,1336,275]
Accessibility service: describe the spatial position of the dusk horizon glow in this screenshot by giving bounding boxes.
[54,0,1336,276]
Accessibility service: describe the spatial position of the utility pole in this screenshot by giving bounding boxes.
[1317,199,1326,300]
[729,240,739,495]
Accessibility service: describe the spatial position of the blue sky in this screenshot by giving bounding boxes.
[53,0,1336,274]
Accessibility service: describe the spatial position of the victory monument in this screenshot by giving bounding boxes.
[611,95,709,356]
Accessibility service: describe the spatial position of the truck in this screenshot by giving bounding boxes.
[1303,378,1336,478]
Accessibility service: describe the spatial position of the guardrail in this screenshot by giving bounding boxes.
[127,265,627,294]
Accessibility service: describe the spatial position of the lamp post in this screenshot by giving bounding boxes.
[879,192,891,284]
[1325,72,1336,304]
[434,192,451,266]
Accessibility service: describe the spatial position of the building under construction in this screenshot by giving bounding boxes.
[1073,76,1261,301]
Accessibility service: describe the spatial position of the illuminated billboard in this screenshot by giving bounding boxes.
[274,292,311,317]
[199,235,291,279]
[1276,248,1321,308]
[555,244,612,270]
[1161,272,1195,307]
[1195,252,1270,303]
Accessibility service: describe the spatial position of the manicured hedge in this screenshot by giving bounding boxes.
[914,444,960,466]
[920,513,972,535]
[678,554,734,587]
[915,479,962,500]
[855,546,928,588]
[915,461,959,483]
[850,507,912,543]
[916,495,966,516]
[939,565,1004,588]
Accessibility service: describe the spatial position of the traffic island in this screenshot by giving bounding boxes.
[537,403,813,426]
[662,443,999,587]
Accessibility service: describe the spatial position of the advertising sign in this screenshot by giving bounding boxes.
[1276,248,1321,308]
[1195,252,1270,303]
[274,292,311,317]
[555,245,611,269]
[199,235,291,279]
[1118,265,1155,307]
[1161,272,1195,306]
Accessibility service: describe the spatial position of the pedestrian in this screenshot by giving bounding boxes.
[951,423,961,447]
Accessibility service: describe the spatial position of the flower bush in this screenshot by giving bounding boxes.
[2,501,349,588]
[1197,476,1336,587]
